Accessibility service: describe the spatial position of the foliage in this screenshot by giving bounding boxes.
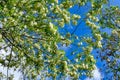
[0,0,108,79]
[97,6,120,80]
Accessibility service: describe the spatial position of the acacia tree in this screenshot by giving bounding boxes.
[97,6,120,80]
[0,0,107,79]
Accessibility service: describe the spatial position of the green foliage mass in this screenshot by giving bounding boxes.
[0,0,108,79]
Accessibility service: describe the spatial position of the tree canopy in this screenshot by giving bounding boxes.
[0,0,119,80]
[97,6,120,80]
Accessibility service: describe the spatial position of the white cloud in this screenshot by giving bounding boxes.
[85,67,102,80]
[0,65,21,80]
[58,44,72,51]
[0,48,22,80]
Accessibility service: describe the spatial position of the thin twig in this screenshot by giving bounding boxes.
[7,46,13,80]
